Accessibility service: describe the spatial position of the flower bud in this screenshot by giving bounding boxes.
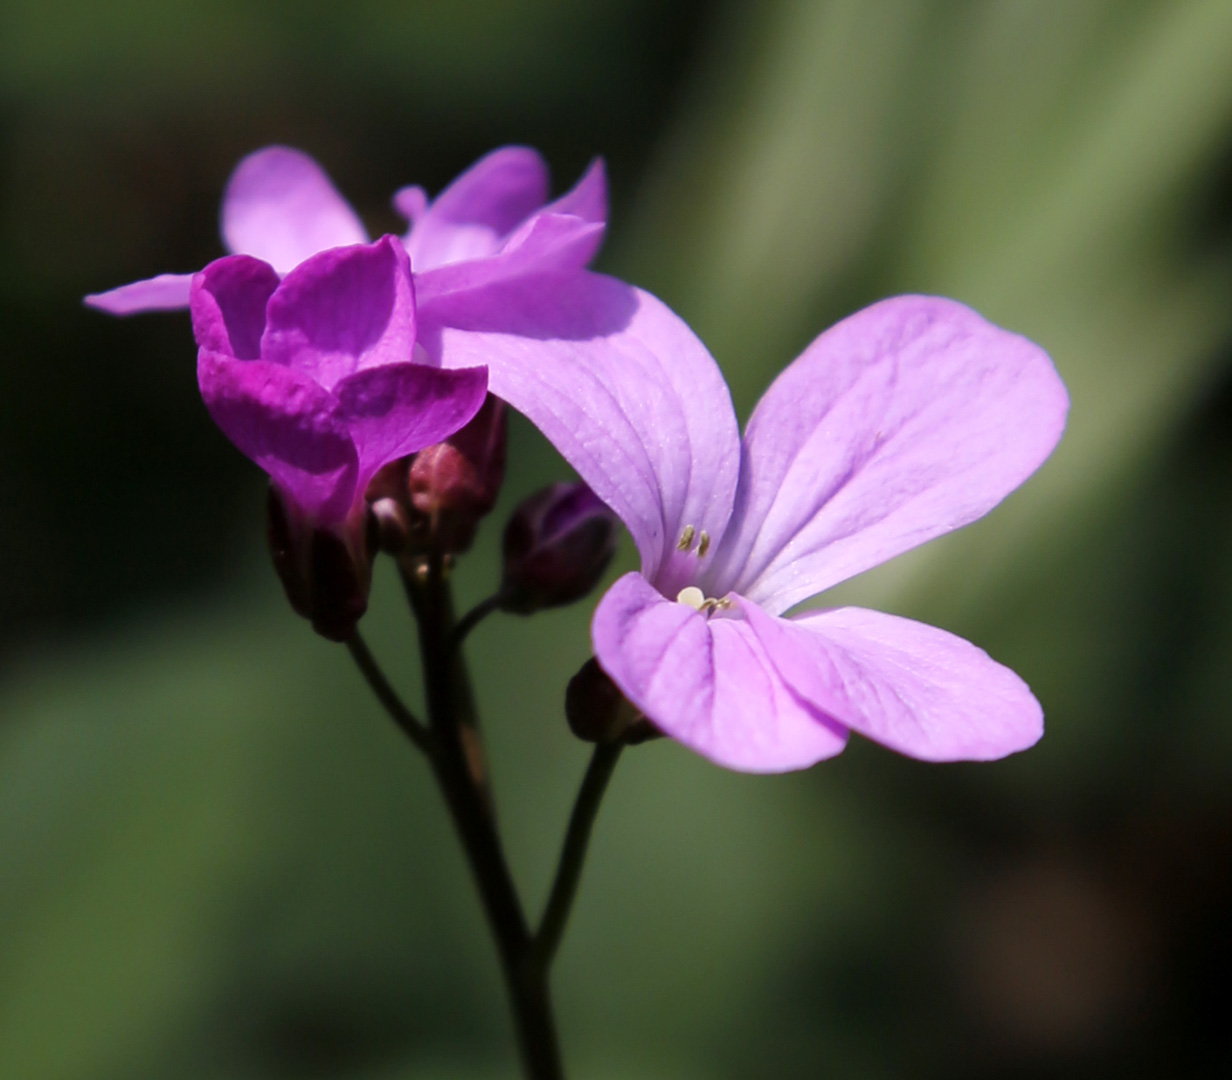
[565,658,660,745]
[365,458,413,554]
[267,486,372,642]
[499,483,618,614]
[407,395,507,554]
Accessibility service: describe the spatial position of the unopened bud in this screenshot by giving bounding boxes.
[499,483,618,614]
[407,395,507,554]
[267,486,372,641]
[565,658,660,745]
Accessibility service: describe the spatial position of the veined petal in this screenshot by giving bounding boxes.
[705,297,1069,614]
[419,272,740,590]
[741,600,1043,761]
[592,574,848,773]
[190,256,280,359]
[334,362,488,493]
[261,237,416,390]
[404,147,550,270]
[413,215,604,304]
[221,146,368,273]
[198,350,358,524]
[84,273,194,315]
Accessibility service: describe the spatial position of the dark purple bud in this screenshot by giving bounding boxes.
[500,482,619,615]
[267,486,371,641]
[407,395,507,554]
[565,658,660,745]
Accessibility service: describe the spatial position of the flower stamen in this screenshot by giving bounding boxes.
[675,586,732,617]
[676,524,696,552]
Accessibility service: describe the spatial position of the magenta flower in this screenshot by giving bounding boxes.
[191,235,486,525]
[85,144,605,315]
[427,279,1068,772]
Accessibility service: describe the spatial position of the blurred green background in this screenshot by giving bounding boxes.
[3,0,1232,1076]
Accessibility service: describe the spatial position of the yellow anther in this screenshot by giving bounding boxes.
[697,530,710,558]
[676,524,696,552]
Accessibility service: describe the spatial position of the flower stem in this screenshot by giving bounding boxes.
[400,553,565,1080]
[345,632,433,755]
[451,590,506,651]
[534,742,623,968]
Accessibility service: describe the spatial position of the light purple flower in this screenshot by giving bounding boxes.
[190,235,487,525]
[85,144,605,315]
[424,278,1069,772]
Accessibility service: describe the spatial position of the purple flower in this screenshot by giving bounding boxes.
[426,279,1068,772]
[191,235,487,525]
[85,144,605,315]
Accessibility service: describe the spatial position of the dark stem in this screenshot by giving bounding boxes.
[401,554,565,1080]
[346,632,433,755]
[534,742,623,968]
[451,590,505,651]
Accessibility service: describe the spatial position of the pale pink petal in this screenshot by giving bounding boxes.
[334,362,488,492]
[419,272,740,592]
[84,273,194,315]
[260,236,416,390]
[221,146,368,274]
[197,350,358,523]
[704,296,1069,615]
[741,600,1043,761]
[189,256,280,359]
[404,147,550,269]
[591,574,848,773]
[413,215,604,304]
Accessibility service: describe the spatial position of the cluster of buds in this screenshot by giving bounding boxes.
[366,395,508,558]
[268,392,623,648]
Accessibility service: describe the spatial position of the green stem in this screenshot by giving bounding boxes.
[401,554,565,1080]
[534,742,623,968]
[451,591,505,651]
[345,632,433,755]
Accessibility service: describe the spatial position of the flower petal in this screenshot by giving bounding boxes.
[84,273,194,315]
[413,214,605,304]
[190,256,280,359]
[592,574,848,772]
[419,272,741,591]
[392,184,428,225]
[334,361,488,492]
[261,236,416,390]
[221,146,368,273]
[403,146,550,270]
[198,350,358,523]
[704,296,1069,615]
[540,157,606,226]
[740,600,1043,761]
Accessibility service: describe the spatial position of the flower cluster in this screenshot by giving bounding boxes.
[88,144,1067,772]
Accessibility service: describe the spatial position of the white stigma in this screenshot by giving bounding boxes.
[676,586,706,610]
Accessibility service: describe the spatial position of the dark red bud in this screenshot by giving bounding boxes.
[565,658,660,745]
[499,482,619,615]
[267,486,371,641]
[406,395,507,554]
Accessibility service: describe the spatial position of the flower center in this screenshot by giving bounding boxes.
[676,585,732,616]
